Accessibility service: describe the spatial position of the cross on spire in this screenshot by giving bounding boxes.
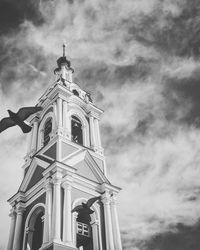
[63,43,67,57]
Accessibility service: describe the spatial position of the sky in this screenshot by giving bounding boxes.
[1,0,200,249]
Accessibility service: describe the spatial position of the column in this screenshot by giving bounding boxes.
[31,119,38,153]
[91,219,100,250]
[62,181,72,244]
[57,98,63,129]
[52,171,62,242]
[43,180,53,244]
[102,195,114,250]
[89,116,96,148]
[94,118,101,148]
[72,212,78,247]
[7,209,16,250]
[63,101,70,139]
[110,195,122,250]
[53,101,57,131]
[13,206,25,250]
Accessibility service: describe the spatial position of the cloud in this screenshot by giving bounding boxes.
[1,0,200,249]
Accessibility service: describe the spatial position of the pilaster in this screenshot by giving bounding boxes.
[52,171,62,243]
[110,194,122,250]
[102,193,115,250]
[43,178,53,245]
[12,204,25,250]
[7,209,16,250]
[62,178,73,245]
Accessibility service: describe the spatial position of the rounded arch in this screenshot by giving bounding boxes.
[23,203,45,250]
[38,111,54,149]
[72,197,103,250]
[67,109,90,147]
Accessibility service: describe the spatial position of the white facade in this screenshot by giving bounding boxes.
[7,53,122,250]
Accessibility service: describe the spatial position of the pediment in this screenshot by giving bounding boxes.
[41,143,57,160]
[63,150,110,184]
[19,157,49,192]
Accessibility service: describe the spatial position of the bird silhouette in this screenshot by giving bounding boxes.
[0,106,42,134]
[71,196,102,214]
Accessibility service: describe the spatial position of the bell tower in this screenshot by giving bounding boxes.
[7,46,122,250]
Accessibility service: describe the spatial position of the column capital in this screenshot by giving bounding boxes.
[101,192,111,205]
[52,170,63,184]
[62,181,72,189]
[9,209,16,218]
[16,203,26,214]
[101,197,111,205]
[44,178,53,190]
[62,175,73,188]
[110,193,118,205]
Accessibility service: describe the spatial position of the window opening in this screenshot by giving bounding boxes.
[71,116,83,145]
[76,209,93,250]
[43,118,52,146]
[32,212,43,250]
[73,89,79,96]
[77,222,90,237]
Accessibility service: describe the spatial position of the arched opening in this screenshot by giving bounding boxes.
[71,115,83,145]
[32,211,43,250]
[24,206,44,250]
[43,117,52,146]
[76,209,93,250]
[73,89,79,96]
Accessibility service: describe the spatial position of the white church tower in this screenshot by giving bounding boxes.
[7,45,122,250]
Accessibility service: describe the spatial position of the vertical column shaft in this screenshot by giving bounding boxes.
[110,195,122,250]
[13,207,25,250]
[91,220,100,250]
[63,101,70,138]
[52,172,62,242]
[94,118,101,148]
[7,210,16,250]
[57,98,63,128]
[31,120,38,152]
[53,101,57,131]
[43,180,53,244]
[72,212,78,247]
[89,116,96,148]
[62,181,72,244]
[102,196,114,250]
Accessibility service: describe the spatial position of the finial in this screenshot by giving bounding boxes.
[63,42,67,57]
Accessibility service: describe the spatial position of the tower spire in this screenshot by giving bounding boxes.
[63,43,66,57]
[54,43,74,84]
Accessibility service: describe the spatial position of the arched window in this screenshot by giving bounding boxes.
[23,205,44,250]
[76,210,93,250]
[72,198,102,250]
[73,89,79,96]
[32,211,43,250]
[43,118,52,146]
[71,116,83,145]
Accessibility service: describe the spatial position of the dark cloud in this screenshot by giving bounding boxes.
[122,221,200,250]
[163,71,200,126]
[146,221,200,250]
[0,0,44,34]
[126,0,200,58]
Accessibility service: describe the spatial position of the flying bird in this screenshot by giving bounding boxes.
[71,195,102,214]
[0,106,42,134]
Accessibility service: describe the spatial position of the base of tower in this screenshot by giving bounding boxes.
[40,242,77,250]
